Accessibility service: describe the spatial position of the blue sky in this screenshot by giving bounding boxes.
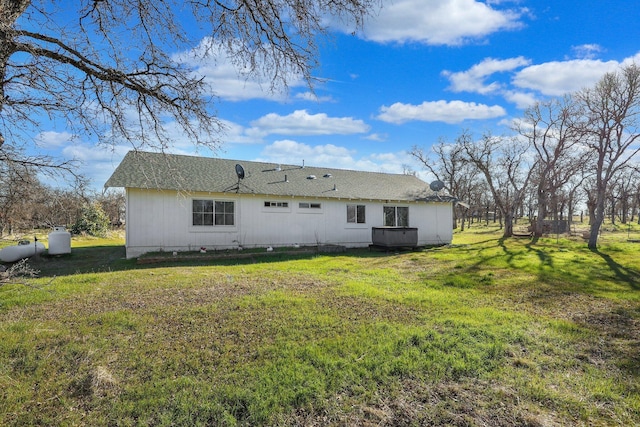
[29,0,640,189]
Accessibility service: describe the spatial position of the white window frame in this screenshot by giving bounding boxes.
[192,199,235,227]
[383,206,409,227]
[347,204,366,224]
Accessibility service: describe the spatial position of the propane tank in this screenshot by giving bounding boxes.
[48,226,71,255]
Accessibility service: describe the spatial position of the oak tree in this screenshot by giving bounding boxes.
[461,132,535,238]
[1,0,377,167]
[576,64,640,248]
[515,97,592,238]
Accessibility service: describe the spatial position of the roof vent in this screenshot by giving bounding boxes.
[275,164,281,171]
[323,173,332,178]
[307,175,316,180]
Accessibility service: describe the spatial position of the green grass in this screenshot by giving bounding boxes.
[0,225,639,425]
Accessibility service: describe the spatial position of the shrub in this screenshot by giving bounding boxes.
[71,202,110,237]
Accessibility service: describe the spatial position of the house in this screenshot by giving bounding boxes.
[105,151,453,258]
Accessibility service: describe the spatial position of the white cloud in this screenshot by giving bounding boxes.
[217,119,263,145]
[34,131,77,148]
[621,52,640,67]
[356,0,525,45]
[249,110,370,137]
[174,37,304,102]
[258,140,421,175]
[443,56,531,94]
[570,44,603,60]
[441,52,640,108]
[502,90,539,110]
[364,133,388,142]
[377,100,507,124]
[30,131,136,188]
[513,59,621,96]
[57,142,131,187]
[259,140,356,168]
[294,91,335,103]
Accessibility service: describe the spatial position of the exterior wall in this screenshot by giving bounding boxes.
[124,188,452,258]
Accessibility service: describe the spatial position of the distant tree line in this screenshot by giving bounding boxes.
[411,63,640,249]
[0,159,124,237]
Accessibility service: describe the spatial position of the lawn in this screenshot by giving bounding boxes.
[0,226,638,426]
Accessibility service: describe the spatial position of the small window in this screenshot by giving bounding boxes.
[193,199,234,226]
[383,206,409,227]
[299,202,321,209]
[264,201,289,208]
[347,204,366,224]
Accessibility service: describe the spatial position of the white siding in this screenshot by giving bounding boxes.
[124,188,452,258]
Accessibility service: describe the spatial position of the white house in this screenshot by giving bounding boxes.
[105,151,453,258]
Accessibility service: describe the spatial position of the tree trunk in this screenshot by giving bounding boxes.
[503,208,514,238]
[588,187,607,249]
[610,197,616,225]
[587,198,597,225]
[452,205,458,229]
[621,196,629,224]
[534,194,546,237]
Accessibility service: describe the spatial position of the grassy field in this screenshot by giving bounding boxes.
[0,225,639,426]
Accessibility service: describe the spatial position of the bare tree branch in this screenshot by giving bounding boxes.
[1,0,379,168]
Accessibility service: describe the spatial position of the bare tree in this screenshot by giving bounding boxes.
[576,64,640,249]
[1,0,378,167]
[515,97,592,238]
[32,180,91,229]
[461,131,536,238]
[410,134,478,230]
[0,155,40,235]
[97,188,126,226]
[608,167,637,224]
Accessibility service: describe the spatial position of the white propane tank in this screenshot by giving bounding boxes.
[0,240,45,262]
[48,226,71,255]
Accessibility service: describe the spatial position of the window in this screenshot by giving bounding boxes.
[383,206,409,227]
[193,199,234,226]
[193,199,214,226]
[215,201,235,225]
[299,202,321,209]
[347,204,366,223]
[264,201,289,208]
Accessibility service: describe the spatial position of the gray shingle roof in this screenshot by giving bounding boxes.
[105,151,436,202]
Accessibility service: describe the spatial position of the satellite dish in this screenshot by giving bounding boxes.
[235,164,245,180]
[430,180,445,192]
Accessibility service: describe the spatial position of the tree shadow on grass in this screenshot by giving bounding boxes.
[524,241,554,270]
[462,237,564,284]
[590,248,640,290]
[495,237,553,270]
